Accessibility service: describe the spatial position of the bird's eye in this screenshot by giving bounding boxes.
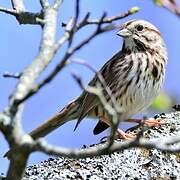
[136,25,144,31]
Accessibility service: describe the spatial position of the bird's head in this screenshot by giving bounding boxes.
[117,19,166,57]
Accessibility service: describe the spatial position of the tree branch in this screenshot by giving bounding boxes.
[9,4,60,115]
[85,6,140,25]
[10,10,131,106]
[154,0,180,16]
[33,134,180,158]
[11,0,25,11]
[3,72,22,79]
[0,2,141,179]
[70,60,122,147]
[40,0,50,8]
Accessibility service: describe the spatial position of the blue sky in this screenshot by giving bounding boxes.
[0,0,180,175]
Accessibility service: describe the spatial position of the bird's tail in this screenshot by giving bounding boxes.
[29,99,80,139]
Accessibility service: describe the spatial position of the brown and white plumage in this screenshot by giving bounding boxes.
[29,19,167,140]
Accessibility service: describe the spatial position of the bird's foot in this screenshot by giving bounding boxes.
[100,129,135,141]
[116,128,135,140]
[142,118,166,127]
[127,118,166,127]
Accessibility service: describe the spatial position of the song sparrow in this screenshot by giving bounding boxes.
[29,19,168,140]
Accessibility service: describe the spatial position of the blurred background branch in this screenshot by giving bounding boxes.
[154,0,180,16]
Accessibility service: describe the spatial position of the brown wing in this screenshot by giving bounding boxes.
[74,50,125,131]
[73,78,99,131]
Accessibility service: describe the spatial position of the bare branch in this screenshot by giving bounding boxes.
[54,17,74,50]
[71,71,121,148]
[2,1,180,179]
[6,127,180,162]
[9,5,60,116]
[31,133,180,159]
[13,17,121,106]
[11,0,25,11]
[70,59,120,112]
[0,6,44,25]
[154,0,180,16]
[0,1,46,25]
[85,6,140,25]
[0,105,33,179]
[0,3,141,179]
[0,7,19,16]
[68,0,80,47]
[40,0,50,8]
[3,72,22,79]
[7,151,29,180]
[53,0,63,10]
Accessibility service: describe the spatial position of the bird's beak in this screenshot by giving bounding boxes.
[116,28,132,38]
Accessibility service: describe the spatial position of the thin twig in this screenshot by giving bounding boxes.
[54,17,74,50]
[11,0,25,11]
[71,71,120,148]
[0,7,19,16]
[68,0,80,47]
[53,0,63,10]
[0,6,44,25]
[70,59,120,112]
[85,6,140,24]
[70,59,123,147]
[15,20,120,106]
[40,0,50,8]
[70,60,122,148]
[3,72,22,79]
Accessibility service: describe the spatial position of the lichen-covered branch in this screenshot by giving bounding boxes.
[23,112,180,179]
[32,133,180,158]
[7,112,180,161]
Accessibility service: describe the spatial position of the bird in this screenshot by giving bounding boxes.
[29,19,168,140]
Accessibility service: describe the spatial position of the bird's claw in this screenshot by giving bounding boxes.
[142,118,166,127]
[117,129,136,140]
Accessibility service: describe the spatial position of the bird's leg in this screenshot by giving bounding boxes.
[99,116,135,140]
[126,118,166,127]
